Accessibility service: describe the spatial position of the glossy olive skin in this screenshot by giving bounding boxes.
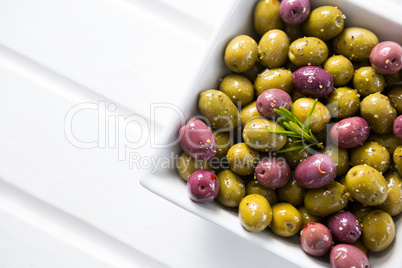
[227,143,260,176]
[289,37,329,67]
[386,70,402,88]
[177,152,212,182]
[293,98,331,132]
[294,154,337,189]
[353,66,385,97]
[243,119,287,152]
[298,206,321,226]
[394,115,402,139]
[345,165,388,206]
[256,89,292,118]
[370,41,402,75]
[213,132,233,158]
[333,27,379,61]
[241,61,264,82]
[324,55,354,87]
[349,202,373,222]
[240,101,263,127]
[254,0,284,36]
[329,117,370,149]
[350,141,390,173]
[216,169,246,207]
[378,171,402,216]
[279,0,310,25]
[362,210,395,252]
[246,180,278,206]
[321,144,349,176]
[281,137,311,169]
[368,133,402,155]
[255,157,291,189]
[270,203,302,237]
[304,181,348,216]
[239,194,273,232]
[393,145,402,176]
[303,6,344,41]
[224,35,258,73]
[179,118,216,160]
[187,170,219,203]
[219,74,254,106]
[277,174,306,206]
[199,90,240,130]
[330,244,370,268]
[360,93,397,135]
[327,211,362,243]
[301,222,333,256]
[284,24,304,43]
[259,29,290,68]
[388,87,402,114]
[292,66,334,98]
[255,68,294,95]
[325,87,360,119]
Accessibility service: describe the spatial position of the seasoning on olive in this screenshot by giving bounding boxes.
[349,202,373,222]
[387,87,402,114]
[300,222,333,256]
[226,143,260,176]
[254,0,284,36]
[362,210,395,252]
[350,141,390,173]
[270,202,302,237]
[324,55,354,87]
[256,88,292,118]
[327,211,361,243]
[240,101,263,127]
[289,37,329,67]
[345,165,388,206]
[292,66,334,98]
[224,35,258,73]
[277,173,306,206]
[187,170,219,203]
[246,180,278,206]
[279,0,310,25]
[177,152,212,182]
[259,29,290,68]
[367,132,402,155]
[360,93,397,135]
[333,27,379,61]
[216,169,246,207]
[394,115,402,139]
[298,206,321,226]
[254,68,294,95]
[293,98,330,133]
[353,66,385,97]
[329,116,370,149]
[255,157,291,189]
[199,90,240,130]
[213,132,233,158]
[378,170,402,216]
[393,145,402,176]
[239,194,273,232]
[321,144,350,177]
[219,74,254,106]
[325,87,360,119]
[303,6,345,41]
[370,41,402,75]
[329,244,370,268]
[280,136,312,169]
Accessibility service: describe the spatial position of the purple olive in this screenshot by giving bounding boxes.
[280,0,310,25]
[370,41,402,75]
[256,89,292,118]
[294,154,336,189]
[393,115,402,139]
[329,117,370,149]
[187,170,219,203]
[300,222,333,256]
[255,157,291,188]
[293,66,334,98]
[179,118,216,160]
[327,211,362,243]
[330,244,370,268]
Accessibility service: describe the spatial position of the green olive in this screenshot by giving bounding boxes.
[304,181,349,216]
[303,6,345,41]
[333,27,379,61]
[385,70,402,88]
[280,136,311,169]
[217,169,246,207]
[177,152,211,181]
[224,35,258,73]
[353,66,385,97]
[240,101,264,127]
[259,29,290,68]
[362,210,395,252]
[253,0,284,36]
[345,165,388,206]
[213,132,233,158]
[243,119,287,152]
[393,145,402,176]
[367,133,402,155]
[352,240,369,255]
[270,203,302,237]
[293,98,331,132]
[324,55,354,87]
[239,194,272,232]
[350,141,390,173]
[387,87,402,114]
[219,74,254,106]
[284,23,304,43]
[254,68,293,95]
[199,90,240,130]
[246,180,278,206]
[277,174,306,206]
[325,87,360,119]
[298,206,322,227]
[378,171,402,216]
[226,143,260,176]
[289,37,329,67]
[240,62,264,82]
[321,144,350,176]
[349,202,373,222]
[360,93,397,134]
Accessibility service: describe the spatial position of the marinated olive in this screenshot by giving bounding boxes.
[378,170,402,216]
[224,35,258,73]
[367,132,402,155]
[213,132,233,158]
[270,203,302,237]
[393,145,402,175]
[280,136,312,169]
[321,144,350,176]
[277,174,306,206]
[254,0,284,36]
[219,74,254,106]
[279,0,310,25]
[330,244,370,268]
[177,152,211,182]
[255,157,291,189]
[292,66,334,98]
[325,87,360,119]
[353,66,385,97]
[187,170,219,203]
[303,6,344,41]
[370,41,402,75]
[259,29,290,68]
[227,143,260,176]
[298,206,321,226]
[324,55,354,87]
[388,87,402,114]
[246,180,278,206]
[239,194,273,232]
[256,88,292,118]
[394,115,402,139]
[350,141,390,173]
[329,116,370,149]
[289,37,329,67]
[240,101,264,127]
[293,98,331,133]
[300,222,333,256]
[216,169,246,207]
[362,210,395,252]
[327,211,361,243]
[255,68,294,95]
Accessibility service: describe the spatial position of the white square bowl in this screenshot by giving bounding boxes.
[141,0,402,267]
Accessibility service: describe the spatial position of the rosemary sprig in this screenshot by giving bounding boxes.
[270,99,324,153]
